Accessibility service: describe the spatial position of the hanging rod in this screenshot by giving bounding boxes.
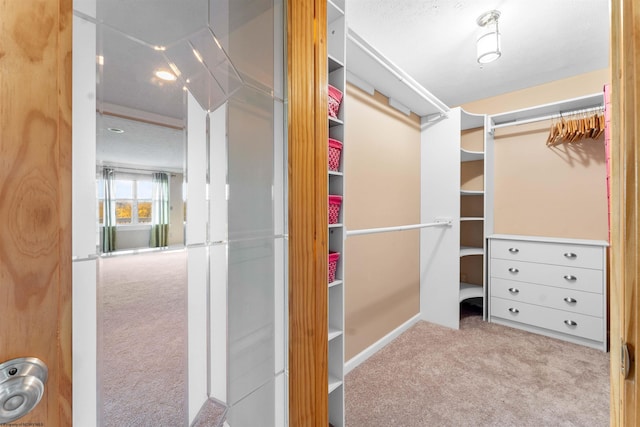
[346,219,452,237]
[346,30,449,116]
[99,164,181,176]
[492,104,604,130]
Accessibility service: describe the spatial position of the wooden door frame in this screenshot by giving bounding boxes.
[287,0,330,425]
[610,0,640,425]
[4,1,639,425]
[0,0,73,425]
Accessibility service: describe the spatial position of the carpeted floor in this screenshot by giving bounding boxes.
[98,250,188,426]
[345,305,610,427]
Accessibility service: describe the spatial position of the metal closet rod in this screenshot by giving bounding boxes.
[346,220,452,237]
[100,164,180,176]
[346,31,449,115]
[492,104,604,130]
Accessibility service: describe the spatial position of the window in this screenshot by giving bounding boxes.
[98,175,154,225]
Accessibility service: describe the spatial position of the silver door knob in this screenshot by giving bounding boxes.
[0,358,48,423]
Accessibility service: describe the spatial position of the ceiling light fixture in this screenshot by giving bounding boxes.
[476,10,501,64]
[154,69,177,82]
[107,127,124,134]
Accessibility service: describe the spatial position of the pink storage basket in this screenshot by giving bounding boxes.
[328,85,343,118]
[328,195,342,224]
[328,252,340,284]
[328,138,343,171]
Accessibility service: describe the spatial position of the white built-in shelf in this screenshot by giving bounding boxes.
[345,29,448,118]
[329,116,343,127]
[328,0,344,23]
[329,55,344,72]
[461,148,484,162]
[328,327,342,341]
[459,282,484,302]
[329,279,343,289]
[460,189,484,196]
[460,246,484,257]
[328,376,342,394]
[488,233,609,247]
[460,217,484,222]
[328,1,345,425]
[491,93,604,128]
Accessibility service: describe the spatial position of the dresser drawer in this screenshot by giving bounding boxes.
[490,278,603,317]
[490,239,603,270]
[490,258,603,294]
[490,297,603,342]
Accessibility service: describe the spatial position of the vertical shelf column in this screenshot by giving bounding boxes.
[327,0,345,425]
[459,111,487,312]
[421,107,489,329]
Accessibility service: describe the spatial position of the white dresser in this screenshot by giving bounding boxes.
[488,235,608,351]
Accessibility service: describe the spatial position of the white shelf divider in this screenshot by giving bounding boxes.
[459,282,484,302]
[328,376,342,394]
[461,148,484,162]
[460,246,484,257]
[460,189,484,196]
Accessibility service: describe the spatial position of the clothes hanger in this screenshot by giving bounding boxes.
[547,116,559,145]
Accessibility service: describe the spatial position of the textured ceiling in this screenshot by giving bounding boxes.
[346,0,610,107]
[95,0,610,170]
[97,115,185,173]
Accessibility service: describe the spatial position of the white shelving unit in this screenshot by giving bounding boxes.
[420,107,492,329]
[346,29,448,117]
[484,93,607,349]
[459,110,487,315]
[490,93,604,129]
[327,0,345,425]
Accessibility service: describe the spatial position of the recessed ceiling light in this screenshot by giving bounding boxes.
[153,45,166,51]
[107,127,124,134]
[154,69,177,81]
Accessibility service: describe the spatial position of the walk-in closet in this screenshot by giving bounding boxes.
[8,0,639,426]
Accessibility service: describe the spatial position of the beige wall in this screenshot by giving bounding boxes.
[345,84,421,360]
[462,68,609,115]
[344,69,610,361]
[492,121,608,240]
[463,68,610,241]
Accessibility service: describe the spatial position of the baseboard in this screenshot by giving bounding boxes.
[344,313,421,375]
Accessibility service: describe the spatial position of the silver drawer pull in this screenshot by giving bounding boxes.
[508,287,520,294]
[564,297,577,304]
[508,268,519,273]
[564,252,577,259]
[508,307,519,314]
[563,275,577,281]
[564,320,577,327]
[508,248,519,253]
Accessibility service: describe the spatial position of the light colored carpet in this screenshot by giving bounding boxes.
[345,306,610,427]
[99,250,188,426]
